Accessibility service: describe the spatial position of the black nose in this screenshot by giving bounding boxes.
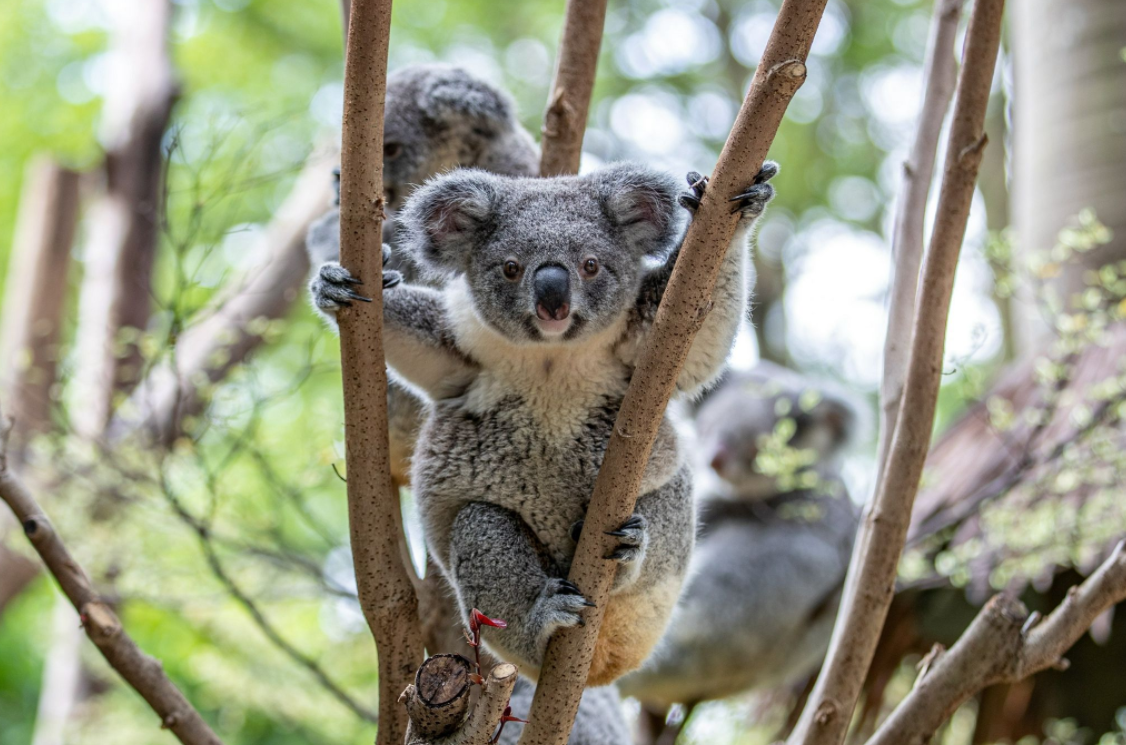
[533,265,571,321]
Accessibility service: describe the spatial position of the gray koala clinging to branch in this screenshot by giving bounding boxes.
[305,63,540,486]
[310,160,778,685]
[619,361,861,720]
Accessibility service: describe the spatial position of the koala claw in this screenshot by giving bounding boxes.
[311,262,371,312]
[678,171,709,214]
[604,514,649,565]
[729,161,779,218]
[535,578,595,632]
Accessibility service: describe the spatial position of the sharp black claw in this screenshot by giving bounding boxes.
[580,599,596,608]
[620,515,644,530]
[342,275,363,286]
[557,580,582,596]
[577,617,586,627]
[606,548,635,561]
[383,273,402,289]
[345,290,372,303]
[570,520,584,543]
[605,529,630,537]
[755,161,779,184]
[678,195,700,211]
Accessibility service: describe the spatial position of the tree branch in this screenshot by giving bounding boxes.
[788,2,1005,743]
[867,539,1126,745]
[338,1,425,742]
[518,3,827,743]
[71,0,178,437]
[539,0,609,176]
[0,413,223,745]
[874,0,964,473]
[402,657,519,745]
[112,150,335,446]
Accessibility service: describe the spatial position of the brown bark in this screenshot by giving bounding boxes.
[518,3,827,743]
[868,541,1126,745]
[539,0,609,177]
[0,417,223,745]
[112,150,335,446]
[874,0,964,473]
[337,0,425,742]
[1011,0,1126,349]
[71,0,177,438]
[788,2,1006,743]
[0,159,81,454]
[402,659,519,745]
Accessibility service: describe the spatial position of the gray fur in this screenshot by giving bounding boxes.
[498,677,631,745]
[311,162,775,682]
[619,363,861,708]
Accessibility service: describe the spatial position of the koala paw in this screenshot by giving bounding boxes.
[310,262,371,314]
[729,161,779,219]
[531,579,595,640]
[677,171,709,215]
[604,514,649,565]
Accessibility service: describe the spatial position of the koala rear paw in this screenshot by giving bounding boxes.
[604,514,649,564]
[310,262,371,315]
[531,578,595,643]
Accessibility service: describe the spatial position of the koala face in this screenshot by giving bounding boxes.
[382,64,520,213]
[399,164,683,344]
[695,366,857,499]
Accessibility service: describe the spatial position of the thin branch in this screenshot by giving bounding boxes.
[0,414,223,745]
[519,3,827,743]
[338,0,425,742]
[874,0,964,473]
[112,150,335,446]
[788,2,1006,743]
[867,539,1126,745]
[539,0,609,176]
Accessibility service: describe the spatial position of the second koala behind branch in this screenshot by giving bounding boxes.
[311,161,777,685]
[620,362,862,712]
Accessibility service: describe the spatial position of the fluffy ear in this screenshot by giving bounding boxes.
[813,392,862,452]
[417,67,514,133]
[591,164,682,259]
[399,169,499,277]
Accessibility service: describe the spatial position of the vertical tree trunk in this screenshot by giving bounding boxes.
[70,0,177,437]
[1011,0,1126,347]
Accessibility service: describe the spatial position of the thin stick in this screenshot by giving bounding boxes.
[539,0,609,176]
[518,2,827,743]
[338,0,425,742]
[0,416,223,745]
[868,540,1126,745]
[788,2,1006,743]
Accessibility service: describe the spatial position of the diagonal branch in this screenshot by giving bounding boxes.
[0,412,223,745]
[337,0,425,742]
[788,2,1006,743]
[539,0,609,176]
[518,2,828,743]
[867,539,1126,745]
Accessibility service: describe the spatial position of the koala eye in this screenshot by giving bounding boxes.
[580,256,600,278]
[384,142,402,160]
[503,259,522,280]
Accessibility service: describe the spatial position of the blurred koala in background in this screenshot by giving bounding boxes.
[620,360,864,740]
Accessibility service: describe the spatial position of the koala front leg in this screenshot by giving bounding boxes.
[310,253,477,400]
[674,163,776,395]
[449,502,594,673]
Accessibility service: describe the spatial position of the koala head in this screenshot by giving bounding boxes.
[399,164,683,344]
[382,64,535,213]
[695,362,859,500]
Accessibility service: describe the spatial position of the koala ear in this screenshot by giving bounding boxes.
[418,67,514,133]
[591,164,682,259]
[813,392,861,452]
[399,169,499,276]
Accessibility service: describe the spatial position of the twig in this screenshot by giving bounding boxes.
[539,0,609,176]
[867,540,1126,745]
[788,2,1006,743]
[873,0,964,473]
[338,1,425,742]
[0,414,223,745]
[518,2,827,743]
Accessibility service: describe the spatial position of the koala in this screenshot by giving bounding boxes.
[306,63,540,278]
[498,677,631,745]
[619,361,861,715]
[305,64,541,485]
[310,161,777,685]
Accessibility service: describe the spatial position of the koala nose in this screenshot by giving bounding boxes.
[534,265,571,322]
[709,446,731,474]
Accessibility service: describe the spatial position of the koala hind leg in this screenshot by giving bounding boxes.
[449,502,593,676]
